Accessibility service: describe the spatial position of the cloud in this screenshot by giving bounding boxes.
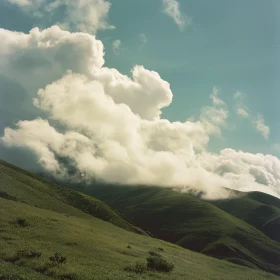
[6,0,113,33]
[8,0,31,5]
[254,114,270,140]
[233,91,249,118]
[161,0,191,31]
[210,87,225,106]
[112,40,121,54]
[233,91,269,139]
[138,33,147,52]
[1,26,280,200]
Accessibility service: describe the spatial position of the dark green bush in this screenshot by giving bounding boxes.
[0,275,25,280]
[148,250,161,257]
[49,253,67,265]
[17,250,42,259]
[146,256,174,273]
[17,218,28,227]
[4,255,21,264]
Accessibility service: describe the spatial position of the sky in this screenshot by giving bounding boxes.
[0,0,280,199]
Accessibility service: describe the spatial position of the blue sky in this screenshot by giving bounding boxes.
[1,0,280,197]
[98,0,280,155]
[0,0,279,154]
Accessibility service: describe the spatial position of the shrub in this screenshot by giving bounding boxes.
[124,262,147,274]
[17,218,28,227]
[127,245,131,249]
[0,275,25,280]
[4,255,21,264]
[146,256,174,273]
[49,253,67,265]
[148,250,161,257]
[157,247,164,251]
[17,250,42,259]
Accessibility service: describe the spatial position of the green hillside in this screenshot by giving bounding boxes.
[1,160,278,279]
[88,184,280,276]
[210,191,280,243]
[0,160,143,234]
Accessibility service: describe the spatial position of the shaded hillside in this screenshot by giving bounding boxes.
[88,184,280,276]
[210,191,280,243]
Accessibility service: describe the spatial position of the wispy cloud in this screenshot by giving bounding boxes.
[210,87,225,106]
[7,0,114,33]
[254,114,270,140]
[161,0,191,31]
[233,91,269,139]
[233,91,249,118]
[138,33,147,52]
[112,39,121,55]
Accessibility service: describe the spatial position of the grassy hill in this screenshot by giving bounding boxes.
[210,192,280,243]
[86,184,280,276]
[0,160,143,234]
[1,161,278,279]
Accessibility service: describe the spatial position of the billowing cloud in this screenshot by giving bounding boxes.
[1,26,280,200]
[112,40,121,54]
[161,0,191,31]
[254,114,270,140]
[6,0,113,33]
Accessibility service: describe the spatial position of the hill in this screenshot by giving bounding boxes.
[86,184,280,276]
[0,160,143,234]
[210,191,280,243]
[1,160,278,279]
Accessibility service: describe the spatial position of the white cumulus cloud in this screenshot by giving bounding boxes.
[0,26,279,200]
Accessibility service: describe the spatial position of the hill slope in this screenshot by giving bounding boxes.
[210,192,280,243]
[0,160,142,234]
[87,184,280,276]
[1,160,278,279]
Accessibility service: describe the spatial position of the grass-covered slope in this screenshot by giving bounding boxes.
[89,185,280,276]
[210,192,280,243]
[1,160,277,279]
[0,160,141,234]
[1,197,279,280]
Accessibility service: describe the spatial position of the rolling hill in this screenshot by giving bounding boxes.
[85,184,280,276]
[210,191,280,243]
[1,159,280,279]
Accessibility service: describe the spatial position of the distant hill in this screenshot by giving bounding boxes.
[210,191,280,243]
[87,184,280,276]
[2,160,278,279]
